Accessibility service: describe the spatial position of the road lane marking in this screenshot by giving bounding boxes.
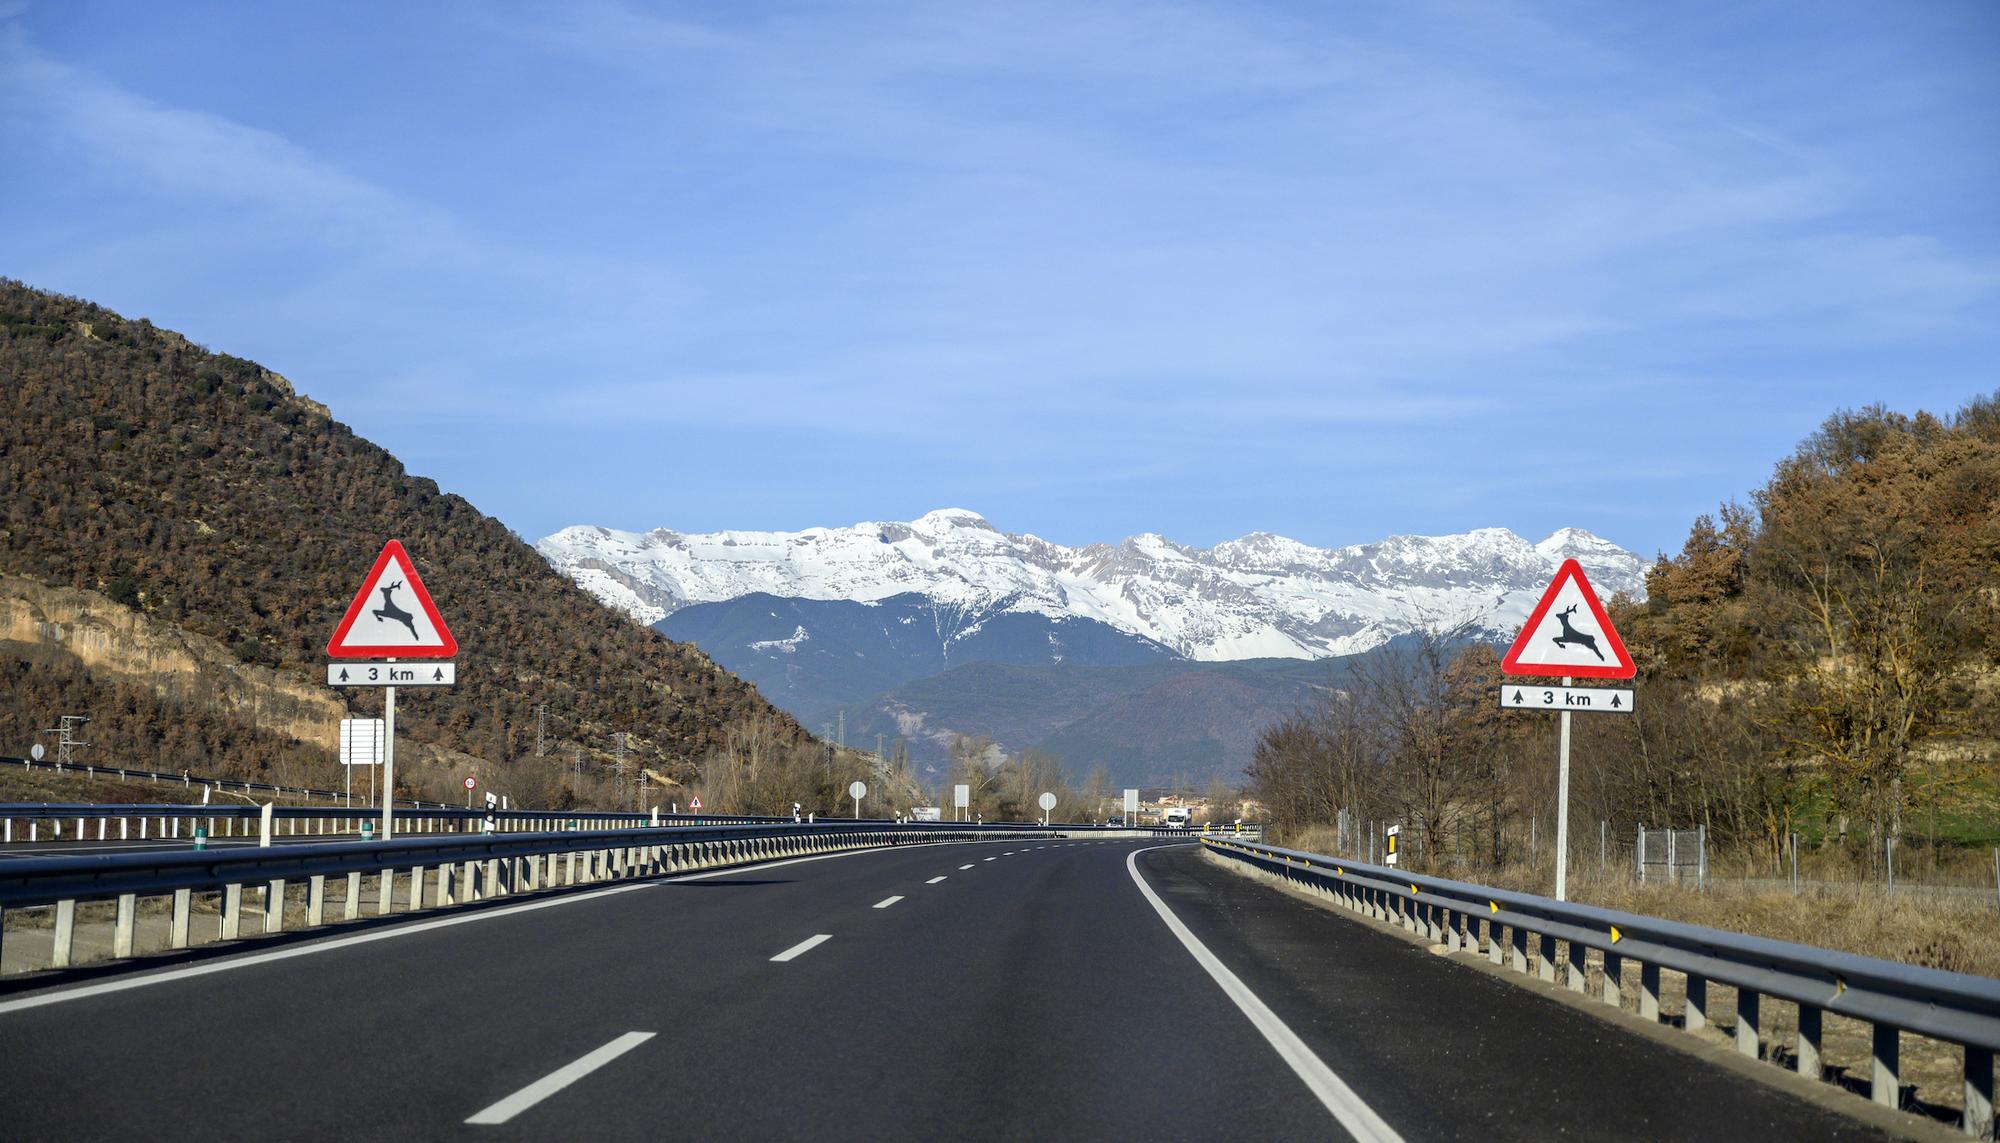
[983,857,997,862]
[926,876,946,884]
[959,864,975,870]
[466,1031,654,1125]
[0,845,932,1016]
[1126,847,1404,1143]
[770,934,833,962]
[1003,851,1015,855]
[872,896,904,909]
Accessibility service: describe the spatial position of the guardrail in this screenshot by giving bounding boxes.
[1203,836,2000,1138]
[5,754,449,808]
[0,821,1060,977]
[0,803,791,843]
[0,804,1179,844]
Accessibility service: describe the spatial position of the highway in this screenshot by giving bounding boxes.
[0,838,1899,1140]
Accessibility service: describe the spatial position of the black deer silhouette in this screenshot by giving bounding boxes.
[1551,604,1604,661]
[372,581,420,641]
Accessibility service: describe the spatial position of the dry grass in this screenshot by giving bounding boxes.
[1482,862,2000,979]
[1271,827,2000,979]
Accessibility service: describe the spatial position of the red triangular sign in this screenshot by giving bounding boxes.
[688,795,703,811]
[1501,559,1634,679]
[327,540,457,658]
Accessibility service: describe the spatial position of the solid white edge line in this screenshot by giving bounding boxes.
[465,1030,655,1125]
[769,934,832,962]
[1125,846,1404,1143]
[926,877,947,884]
[872,896,903,909]
[0,839,1021,1016]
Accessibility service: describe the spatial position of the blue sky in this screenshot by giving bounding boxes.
[3,1,1995,559]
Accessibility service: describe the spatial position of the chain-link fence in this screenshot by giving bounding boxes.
[1635,823,1706,887]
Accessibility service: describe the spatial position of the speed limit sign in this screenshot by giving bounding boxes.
[463,776,476,791]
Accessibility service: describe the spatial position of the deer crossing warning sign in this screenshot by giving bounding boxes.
[326,540,457,659]
[1500,559,1634,679]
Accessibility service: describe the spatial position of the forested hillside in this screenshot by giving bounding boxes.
[1250,397,2000,872]
[0,279,812,804]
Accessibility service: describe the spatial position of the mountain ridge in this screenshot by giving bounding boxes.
[540,508,1647,662]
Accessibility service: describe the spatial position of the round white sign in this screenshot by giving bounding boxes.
[1038,791,1057,811]
[463,776,477,790]
[30,743,44,761]
[848,780,867,800]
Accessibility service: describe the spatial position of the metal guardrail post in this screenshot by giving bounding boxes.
[1736,989,1760,1058]
[171,888,192,949]
[1965,1047,1995,1138]
[1873,1025,1901,1108]
[51,899,74,967]
[1797,1003,1822,1078]
[113,893,137,957]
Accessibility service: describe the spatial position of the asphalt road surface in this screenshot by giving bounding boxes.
[0,838,1900,1141]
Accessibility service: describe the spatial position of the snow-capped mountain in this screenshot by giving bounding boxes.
[537,509,1646,662]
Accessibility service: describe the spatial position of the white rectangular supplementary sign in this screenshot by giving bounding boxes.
[338,718,384,766]
[327,662,456,687]
[1498,685,1633,714]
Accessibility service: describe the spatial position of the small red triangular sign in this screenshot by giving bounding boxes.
[1501,558,1634,679]
[688,795,703,811]
[327,540,457,658]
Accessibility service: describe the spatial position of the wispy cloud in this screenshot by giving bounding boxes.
[1,2,1993,552]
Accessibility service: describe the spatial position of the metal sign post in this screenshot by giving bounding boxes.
[1556,675,1571,902]
[383,665,396,840]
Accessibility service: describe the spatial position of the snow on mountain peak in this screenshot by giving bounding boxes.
[537,510,1647,660]
[913,507,994,531]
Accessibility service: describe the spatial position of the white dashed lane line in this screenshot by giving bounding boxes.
[983,857,997,862]
[770,935,833,963]
[926,876,947,884]
[959,864,975,870]
[465,1032,655,1125]
[873,896,904,909]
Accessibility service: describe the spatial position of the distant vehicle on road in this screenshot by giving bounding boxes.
[1161,806,1191,828]
[1106,816,1124,827]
